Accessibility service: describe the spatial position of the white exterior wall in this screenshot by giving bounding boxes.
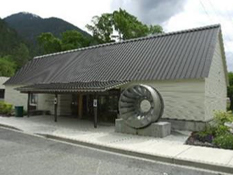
[4,85,28,110]
[37,94,54,114]
[205,35,227,121]
[0,77,9,101]
[37,93,72,116]
[5,85,73,116]
[122,80,205,121]
[0,77,9,89]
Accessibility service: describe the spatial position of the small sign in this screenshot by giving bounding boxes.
[93,99,97,107]
[54,97,57,105]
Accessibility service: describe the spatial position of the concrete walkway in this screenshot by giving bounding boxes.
[0,115,233,174]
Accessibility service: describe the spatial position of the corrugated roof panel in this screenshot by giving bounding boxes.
[170,32,193,80]
[141,36,165,80]
[160,33,183,80]
[188,30,209,78]
[164,32,188,79]
[184,30,205,78]
[194,30,213,78]
[137,39,159,80]
[5,24,221,86]
[149,34,174,80]
[201,29,219,77]
[175,30,200,79]
[17,80,129,92]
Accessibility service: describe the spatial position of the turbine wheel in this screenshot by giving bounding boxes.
[118,84,164,129]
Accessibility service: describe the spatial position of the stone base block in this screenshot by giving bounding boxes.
[160,118,212,131]
[115,119,137,135]
[138,122,171,138]
[115,119,171,138]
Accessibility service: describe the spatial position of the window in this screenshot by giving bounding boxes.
[30,93,38,105]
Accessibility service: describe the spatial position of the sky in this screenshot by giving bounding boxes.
[1,0,232,71]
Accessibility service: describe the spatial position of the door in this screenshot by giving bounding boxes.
[71,94,78,116]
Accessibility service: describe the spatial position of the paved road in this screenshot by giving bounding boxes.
[0,127,224,175]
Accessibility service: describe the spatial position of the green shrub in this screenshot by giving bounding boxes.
[197,125,215,143]
[215,125,229,137]
[194,111,233,149]
[213,133,233,149]
[0,101,13,115]
[214,111,233,126]
[198,125,214,137]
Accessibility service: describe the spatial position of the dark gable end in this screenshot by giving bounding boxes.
[5,24,220,86]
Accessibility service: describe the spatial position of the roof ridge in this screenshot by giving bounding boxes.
[34,24,220,59]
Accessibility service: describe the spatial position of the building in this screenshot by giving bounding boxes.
[0,77,9,101]
[4,24,228,131]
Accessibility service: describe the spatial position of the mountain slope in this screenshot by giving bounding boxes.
[0,18,24,56]
[4,12,91,43]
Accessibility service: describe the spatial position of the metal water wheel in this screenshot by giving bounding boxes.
[119,84,164,129]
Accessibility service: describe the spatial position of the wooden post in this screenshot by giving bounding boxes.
[27,92,31,117]
[78,94,83,118]
[54,93,58,122]
[93,94,98,128]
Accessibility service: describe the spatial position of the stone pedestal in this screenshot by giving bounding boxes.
[115,119,171,138]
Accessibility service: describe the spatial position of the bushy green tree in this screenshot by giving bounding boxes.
[0,56,16,77]
[11,43,30,70]
[61,30,90,50]
[229,72,233,85]
[228,72,233,110]
[86,8,163,43]
[38,31,91,54]
[37,33,62,54]
[113,9,149,40]
[86,14,114,44]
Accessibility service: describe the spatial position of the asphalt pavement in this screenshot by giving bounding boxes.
[0,127,226,175]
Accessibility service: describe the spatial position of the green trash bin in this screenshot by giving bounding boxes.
[15,106,24,117]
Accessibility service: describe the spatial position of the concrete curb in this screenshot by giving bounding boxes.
[0,123,22,131]
[40,134,233,174]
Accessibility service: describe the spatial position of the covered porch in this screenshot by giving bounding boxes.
[16,81,129,128]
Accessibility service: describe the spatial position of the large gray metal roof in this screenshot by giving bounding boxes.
[5,24,221,86]
[16,80,128,93]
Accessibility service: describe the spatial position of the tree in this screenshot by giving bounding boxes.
[38,31,91,54]
[229,72,233,86]
[86,8,163,43]
[12,43,30,70]
[0,56,16,77]
[113,9,149,40]
[228,72,233,110]
[61,30,90,51]
[86,14,114,43]
[148,25,164,35]
[37,33,62,54]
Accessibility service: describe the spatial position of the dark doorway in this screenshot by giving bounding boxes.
[70,90,120,123]
[0,89,5,99]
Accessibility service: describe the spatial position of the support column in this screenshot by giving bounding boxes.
[27,92,31,117]
[54,93,58,122]
[93,94,98,128]
[78,94,83,118]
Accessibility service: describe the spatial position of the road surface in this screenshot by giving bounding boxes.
[0,127,223,175]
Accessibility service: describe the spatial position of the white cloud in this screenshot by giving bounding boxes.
[111,0,187,24]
